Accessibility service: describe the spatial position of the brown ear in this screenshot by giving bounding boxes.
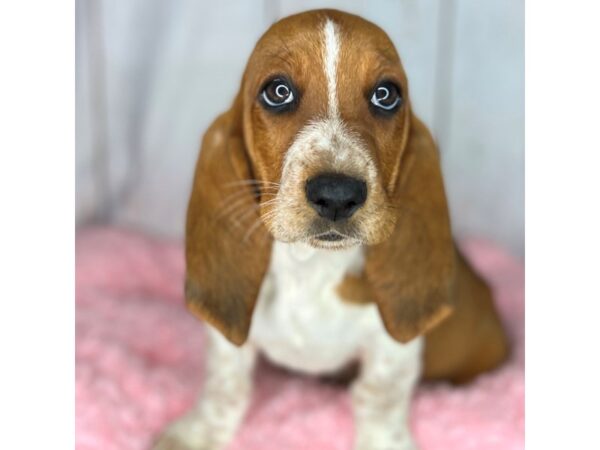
[185,99,272,346]
[365,114,456,343]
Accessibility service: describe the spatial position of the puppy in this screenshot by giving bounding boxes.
[153,9,508,450]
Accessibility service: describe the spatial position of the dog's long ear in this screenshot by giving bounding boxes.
[185,96,272,346]
[365,114,456,343]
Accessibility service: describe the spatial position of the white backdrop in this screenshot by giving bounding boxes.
[76,0,524,256]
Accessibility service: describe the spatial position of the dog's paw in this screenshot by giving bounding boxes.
[354,427,418,450]
[151,415,227,450]
[151,434,198,450]
[354,441,418,450]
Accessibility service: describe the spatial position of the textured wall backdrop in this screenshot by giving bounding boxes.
[76,0,524,256]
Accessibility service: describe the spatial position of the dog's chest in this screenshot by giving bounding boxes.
[250,241,381,374]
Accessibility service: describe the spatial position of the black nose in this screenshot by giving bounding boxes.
[305,173,367,221]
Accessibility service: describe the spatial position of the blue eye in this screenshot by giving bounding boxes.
[261,78,295,109]
[370,82,402,112]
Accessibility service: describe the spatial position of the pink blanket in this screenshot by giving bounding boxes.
[76,228,524,450]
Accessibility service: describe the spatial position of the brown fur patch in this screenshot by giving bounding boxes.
[185,107,272,345]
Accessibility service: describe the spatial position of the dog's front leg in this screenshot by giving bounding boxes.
[152,327,256,450]
[351,335,423,450]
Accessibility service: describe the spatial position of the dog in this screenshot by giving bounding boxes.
[153,9,509,450]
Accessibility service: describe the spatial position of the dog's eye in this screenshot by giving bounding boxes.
[261,78,295,109]
[370,81,402,112]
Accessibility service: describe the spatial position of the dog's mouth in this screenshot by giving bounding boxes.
[315,231,345,242]
[306,230,361,250]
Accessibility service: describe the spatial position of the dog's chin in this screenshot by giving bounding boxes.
[265,218,366,250]
[305,231,362,250]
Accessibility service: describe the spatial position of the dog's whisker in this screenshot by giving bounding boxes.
[259,198,279,208]
[252,209,277,226]
[229,194,280,227]
[219,186,260,203]
[224,179,281,189]
[215,193,259,220]
[242,207,279,243]
[243,216,267,243]
[222,201,264,230]
[260,208,278,223]
[215,189,279,222]
[235,203,265,225]
[230,196,279,225]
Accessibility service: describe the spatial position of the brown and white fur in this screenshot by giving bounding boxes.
[153,10,509,450]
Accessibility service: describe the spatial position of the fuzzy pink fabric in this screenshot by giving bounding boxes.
[76,228,524,450]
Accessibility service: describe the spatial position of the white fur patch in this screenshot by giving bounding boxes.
[250,241,422,374]
[323,19,340,118]
[251,241,369,373]
[252,242,423,447]
[155,242,423,449]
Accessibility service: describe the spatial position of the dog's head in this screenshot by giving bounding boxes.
[240,12,409,249]
[186,10,456,345]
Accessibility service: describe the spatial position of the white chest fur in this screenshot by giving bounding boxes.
[250,241,389,374]
[160,242,423,450]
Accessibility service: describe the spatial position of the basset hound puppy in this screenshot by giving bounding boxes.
[153,9,509,450]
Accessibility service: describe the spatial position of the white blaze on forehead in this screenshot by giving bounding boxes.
[323,19,340,118]
[272,17,381,244]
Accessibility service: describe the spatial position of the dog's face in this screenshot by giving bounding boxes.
[185,10,455,345]
[239,11,411,249]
